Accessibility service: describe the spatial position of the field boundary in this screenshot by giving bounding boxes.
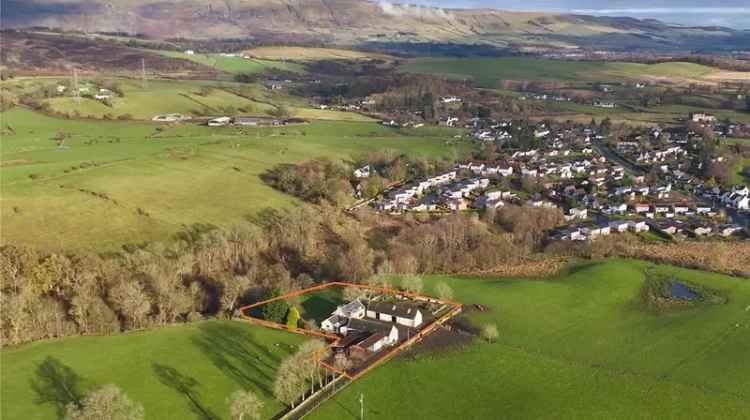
[238,281,462,381]
[238,281,462,416]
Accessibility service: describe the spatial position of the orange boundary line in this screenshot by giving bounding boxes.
[238,281,462,381]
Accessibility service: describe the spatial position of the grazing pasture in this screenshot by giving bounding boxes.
[0,320,305,420]
[243,46,395,62]
[401,57,726,88]
[0,108,467,251]
[151,50,305,74]
[2,76,376,122]
[310,260,750,420]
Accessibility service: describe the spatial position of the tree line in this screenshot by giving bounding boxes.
[1,196,561,347]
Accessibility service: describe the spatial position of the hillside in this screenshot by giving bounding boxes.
[2,0,750,52]
[0,31,217,76]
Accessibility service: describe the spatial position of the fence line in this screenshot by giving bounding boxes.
[238,281,463,416]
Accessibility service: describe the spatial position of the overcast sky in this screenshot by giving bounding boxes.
[400,1,750,29]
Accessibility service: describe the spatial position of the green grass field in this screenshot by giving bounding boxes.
[0,320,306,420]
[2,260,748,420]
[729,157,750,186]
[0,108,467,251]
[1,77,374,122]
[310,259,750,420]
[151,50,305,74]
[242,46,394,62]
[401,58,721,88]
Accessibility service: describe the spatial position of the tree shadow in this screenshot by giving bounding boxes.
[30,357,86,419]
[191,322,296,398]
[300,294,340,324]
[331,397,359,419]
[152,363,219,420]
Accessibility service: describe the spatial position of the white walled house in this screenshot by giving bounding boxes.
[333,300,366,319]
[366,302,423,328]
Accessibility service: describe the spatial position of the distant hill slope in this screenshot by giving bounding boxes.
[0,31,217,76]
[2,0,749,52]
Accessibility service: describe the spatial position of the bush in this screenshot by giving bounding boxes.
[401,275,423,294]
[434,281,453,300]
[262,290,290,323]
[285,306,300,329]
[481,323,499,343]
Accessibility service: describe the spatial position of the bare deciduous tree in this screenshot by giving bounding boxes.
[109,281,150,329]
[401,275,423,294]
[227,389,263,420]
[64,384,143,420]
[434,281,454,300]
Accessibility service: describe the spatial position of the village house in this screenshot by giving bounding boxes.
[321,299,366,334]
[440,96,462,104]
[234,116,264,126]
[208,116,231,127]
[690,112,716,123]
[628,220,650,233]
[609,220,630,233]
[354,165,371,179]
[152,113,191,122]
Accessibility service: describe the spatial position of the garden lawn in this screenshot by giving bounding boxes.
[0,108,470,251]
[0,320,306,420]
[310,259,750,420]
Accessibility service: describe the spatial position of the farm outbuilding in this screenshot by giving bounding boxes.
[366,302,423,328]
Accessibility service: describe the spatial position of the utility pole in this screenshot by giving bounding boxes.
[72,68,81,102]
[141,58,148,89]
[359,393,364,420]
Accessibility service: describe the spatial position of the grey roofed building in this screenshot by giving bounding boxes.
[345,317,395,334]
[367,302,421,320]
[234,116,262,126]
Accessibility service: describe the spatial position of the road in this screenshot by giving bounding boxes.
[593,140,645,176]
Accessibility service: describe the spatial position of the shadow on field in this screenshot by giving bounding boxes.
[153,363,219,420]
[331,397,360,419]
[301,294,339,323]
[31,356,85,419]
[191,322,292,398]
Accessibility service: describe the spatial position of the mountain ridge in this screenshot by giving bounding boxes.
[2,0,749,52]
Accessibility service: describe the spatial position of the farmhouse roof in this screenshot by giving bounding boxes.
[333,331,370,348]
[367,302,421,320]
[337,299,365,316]
[346,318,395,334]
[356,332,386,349]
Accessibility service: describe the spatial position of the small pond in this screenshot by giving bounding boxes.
[670,282,698,300]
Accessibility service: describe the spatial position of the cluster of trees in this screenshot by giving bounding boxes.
[262,153,458,205]
[61,383,264,420]
[1,197,560,346]
[261,159,352,206]
[272,340,330,408]
[373,74,452,119]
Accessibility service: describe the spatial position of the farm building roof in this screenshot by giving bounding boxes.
[367,302,422,320]
[356,332,386,349]
[346,318,394,334]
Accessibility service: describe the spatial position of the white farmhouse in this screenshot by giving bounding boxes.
[366,302,423,328]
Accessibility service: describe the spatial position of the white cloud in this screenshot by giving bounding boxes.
[377,1,452,19]
[571,7,750,15]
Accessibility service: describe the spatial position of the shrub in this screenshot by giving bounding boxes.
[481,323,499,343]
[285,306,300,329]
[262,290,290,324]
